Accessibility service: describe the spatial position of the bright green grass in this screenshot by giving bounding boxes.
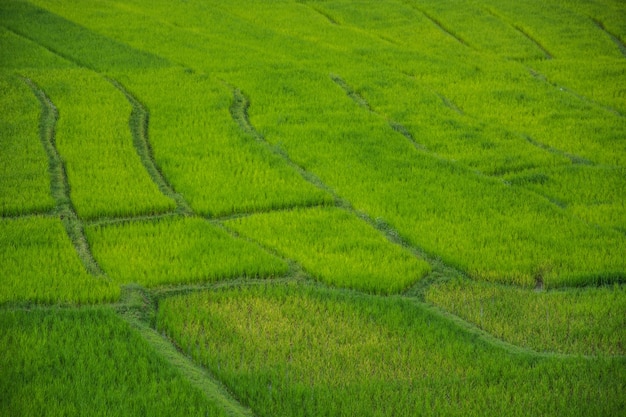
[0,0,169,72]
[13,0,626,286]
[158,284,626,417]
[114,68,331,216]
[0,74,54,216]
[337,67,570,176]
[506,165,626,232]
[426,278,626,356]
[233,69,626,287]
[225,207,430,294]
[85,216,288,287]
[531,58,626,115]
[0,217,118,304]
[0,26,72,70]
[25,69,176,219]
[476,0,624,60]
[0,307,230,417]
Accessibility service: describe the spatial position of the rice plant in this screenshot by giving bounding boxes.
[85,216,288,287]
[0,74,54,216]
[158,284,626,417]
[0,217,118,305]
[225,206,430,294]
[426,278,626,355]
[0,307,230,416]
[113,68,331,217]
[24,69,176,219]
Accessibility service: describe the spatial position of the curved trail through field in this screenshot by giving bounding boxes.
[109,79,193,216]
[21,77,105,277]
[306,4,339,26]
[228,86,345,206]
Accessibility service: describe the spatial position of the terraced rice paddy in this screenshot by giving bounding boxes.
[1,0,625,415]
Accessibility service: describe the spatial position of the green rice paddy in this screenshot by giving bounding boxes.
[1,0,624,415]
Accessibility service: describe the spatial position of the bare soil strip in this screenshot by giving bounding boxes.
[22,77,104,277]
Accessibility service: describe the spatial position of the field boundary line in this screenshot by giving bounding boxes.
[482,7,553,60]
[330,74,430,152]
[227,85,343,206]
[108,78,193,215]
[329,74,371,111]
[84,211,181,228]
[1,24,94,71]
[227,84,451,289]
[523,135,594,166]
[303,3,339,25]
[512,24,553,60]
[0,211,57,220]
[412,297,624,359]
[118,310,257,417]
[436,93,464,115]
[21,77,105,277]
[212,202,331,222]
[528,67,624,118]
[400,2,468,47]
[592,18,626,58]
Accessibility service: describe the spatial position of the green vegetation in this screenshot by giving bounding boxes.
[0,74,54,215]
[505,165,626,232]
[23,69,175,219]
[158,284,626,417]
[86,217,288,287]
[1,0,625,415]
[114,68,331,217]
[0,1,168,72]
[0,217,118,305]
[226,207,430,294]
[0,307,230,416]
[426,278,626,356]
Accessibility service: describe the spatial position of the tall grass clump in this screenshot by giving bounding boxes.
[158,283,626,417]
[0,308,230,416]
[226,207,430,294]
[85,216,288,287]
[0,217,118,304]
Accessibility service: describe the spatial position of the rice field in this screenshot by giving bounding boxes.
[1,0,625,415]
